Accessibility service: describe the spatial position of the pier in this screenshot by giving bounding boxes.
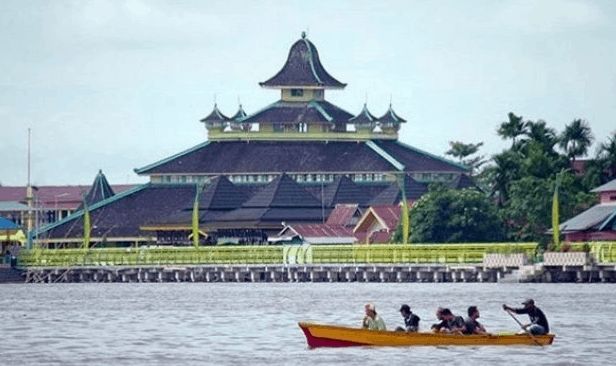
[20,263,616,283]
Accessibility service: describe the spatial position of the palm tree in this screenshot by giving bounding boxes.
[559,119,593,163]
[597,132,616,179]
[523,120,558,151]
[497,112,526,147]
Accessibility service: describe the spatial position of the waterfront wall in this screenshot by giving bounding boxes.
[20,263,616,284]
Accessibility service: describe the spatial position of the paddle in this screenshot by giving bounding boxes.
[504,309,543,347]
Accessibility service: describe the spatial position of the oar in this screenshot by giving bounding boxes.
[505,309,543,347]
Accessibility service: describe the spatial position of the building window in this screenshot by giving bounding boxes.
[291,89,304,97]
[273,123,284,132]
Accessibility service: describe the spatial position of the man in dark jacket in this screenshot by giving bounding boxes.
[503,299,549,335]
[432,308,465,334]
[396,304,420,332]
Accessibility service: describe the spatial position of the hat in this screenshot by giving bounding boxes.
[399,304,411,312]
[522,299,535,306]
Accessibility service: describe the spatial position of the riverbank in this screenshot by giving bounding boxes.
[17,262,616,283]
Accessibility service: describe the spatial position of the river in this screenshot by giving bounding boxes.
[1,283,614,365]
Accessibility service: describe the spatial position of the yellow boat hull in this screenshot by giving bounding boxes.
[299,322,555,348]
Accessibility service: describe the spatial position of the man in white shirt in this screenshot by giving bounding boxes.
[362,303,386,331]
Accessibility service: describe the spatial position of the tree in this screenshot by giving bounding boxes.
[501,173,594,244]
[445,141,485,175]
[597,132,616,179]
[497,112,526,147]
[483,150,523,206]
[522,120,558,152]
[410,186,504,243]
[559,119,593,162]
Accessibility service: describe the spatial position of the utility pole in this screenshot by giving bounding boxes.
[26,128,34,249]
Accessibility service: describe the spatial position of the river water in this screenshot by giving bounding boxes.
[1,283,615,365]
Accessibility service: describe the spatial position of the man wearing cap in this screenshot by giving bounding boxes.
[396,304,420,332]
[503,299,549,335]
[362,303,386,331]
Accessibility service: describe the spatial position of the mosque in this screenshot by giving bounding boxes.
[36,33,471,247]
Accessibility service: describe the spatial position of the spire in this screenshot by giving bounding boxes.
[230,104,247,121]
[80,169,115,208]
[260,34,346,89]
[349,103,378,124]
[200,103,230,124]
[379,103,407,124]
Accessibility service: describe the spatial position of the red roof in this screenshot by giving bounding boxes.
[325,204,360,226]
[370,205,401,231]
[0,185,135,210]
[289,224,354,238]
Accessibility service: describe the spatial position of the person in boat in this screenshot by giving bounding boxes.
[362,303,386,331]
[463,306,487,335]
[432,308,465,333]
[395,304,420,332]
[430,307,445,331]
[503,299,549,335]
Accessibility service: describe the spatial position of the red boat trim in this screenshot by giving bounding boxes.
[299,324,368,348]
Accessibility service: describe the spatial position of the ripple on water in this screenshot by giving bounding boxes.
[2,283,616,365]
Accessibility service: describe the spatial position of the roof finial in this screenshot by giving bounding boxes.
[301,31,307,39]
[364,92,368,106]
[389,94,393,108]
[214,93,217,106]
[237,95,242,108]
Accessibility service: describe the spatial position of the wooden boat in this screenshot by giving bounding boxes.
[299,322,555,348]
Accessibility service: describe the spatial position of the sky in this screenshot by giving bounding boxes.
[1,0,615,186]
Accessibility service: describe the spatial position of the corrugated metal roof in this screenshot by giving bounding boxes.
[559,203,616,232]
[0,201,30,212]
[591,179,616,193]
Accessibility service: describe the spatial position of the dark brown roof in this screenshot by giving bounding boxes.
[260,34,346,89]
[198,176,248,210]
[379,104,407,124]
[349,104,378,124]
[322,176,369,206]
[136,141,399,175]
[239,100,353,124]
[369,175,428,205]
[37,184,197,239]
[200,104,230,123]
[373,140,468,173]
[79,170,115,209]
[242,174,322,208]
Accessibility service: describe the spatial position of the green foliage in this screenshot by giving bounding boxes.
[409,186,504,243]
[501,173,593,243]
[559,119,593,161]
[445,141,485,175]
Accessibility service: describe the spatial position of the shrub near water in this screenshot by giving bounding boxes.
[409,186,504,243]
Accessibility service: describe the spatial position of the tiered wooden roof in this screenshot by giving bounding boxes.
[239,100,353,124]
[260,33,346,89]
[135,140,467,175]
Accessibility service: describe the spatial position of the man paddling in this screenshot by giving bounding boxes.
[503,299,549,335]
[396,304,420,332]
[432,308,465,334]
[362,303,386,331]
[463,306,488,335]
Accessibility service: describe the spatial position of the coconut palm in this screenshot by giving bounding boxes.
[523,120,558,152]
[597,132,616,179]
[559,119,593,162]
[497,112,526,147]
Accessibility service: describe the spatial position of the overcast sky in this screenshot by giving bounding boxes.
[1,0,615,186]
